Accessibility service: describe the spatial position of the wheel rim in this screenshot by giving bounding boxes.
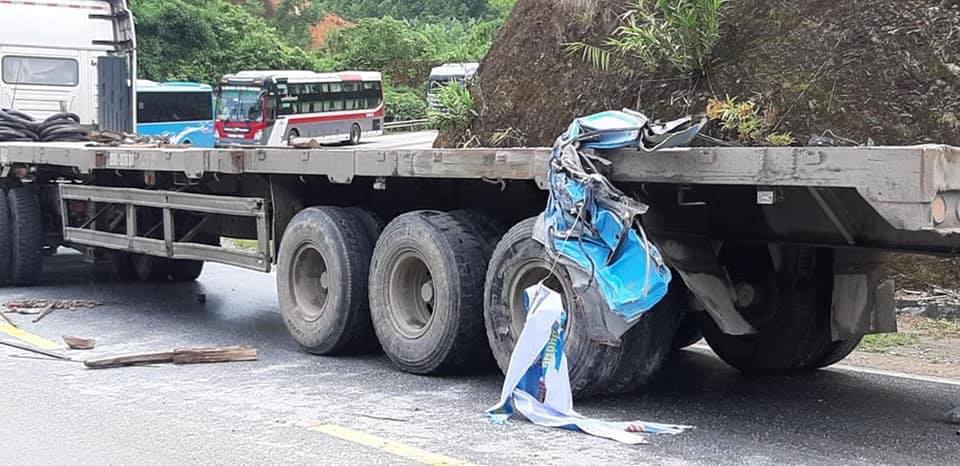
[720,243,779,332]
[352,128,360,144]
[387,250,435,339]
[506,259,571,338]
[290,244,330,322]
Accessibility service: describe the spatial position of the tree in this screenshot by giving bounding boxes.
[131,0,321,84]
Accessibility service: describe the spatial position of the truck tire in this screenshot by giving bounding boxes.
[7,186,43,286]
[806,337,863,369]
[131,254,172,282]
[0,190,11,286]
[109,251,138,282]
[448,209,506,258]
[168,260,205,282]
[601,285,684,395]
[343,207,384,245]
[699,244,838,374]
[484,217,617,397]
[672,313,703,350]
[369,211,490,375]
[276,206,376,355]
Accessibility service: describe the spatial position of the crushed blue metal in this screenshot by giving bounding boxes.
[487,110,703,443]
[539,109,705,334]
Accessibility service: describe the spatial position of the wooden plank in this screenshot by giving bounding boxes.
[172,346,258,365]
[84,352,175,369]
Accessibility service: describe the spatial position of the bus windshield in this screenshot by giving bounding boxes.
[138,91,213,123]
[217,87,263,123]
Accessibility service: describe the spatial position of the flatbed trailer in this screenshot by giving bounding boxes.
[2,140,959,395]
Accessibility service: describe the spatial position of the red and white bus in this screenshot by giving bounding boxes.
[215,70,384,146]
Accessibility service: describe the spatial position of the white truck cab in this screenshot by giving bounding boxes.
[0,0,136,127]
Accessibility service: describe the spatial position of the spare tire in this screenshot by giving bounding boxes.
[369,211,490,375]
[7,186,43,286]
[0,189,11,286]
[277,206,376,355]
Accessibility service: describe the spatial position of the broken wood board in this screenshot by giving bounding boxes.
[172,346,257,364]
[83,346,258,369]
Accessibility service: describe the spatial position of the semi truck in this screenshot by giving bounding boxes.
[3,0,959,397]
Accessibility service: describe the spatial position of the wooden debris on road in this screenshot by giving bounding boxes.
[172,346,257,365]
[3,299,101,316]
[31,304,56,323]
[63,336,97,350]
[83,346,258,369]
[0,311,17,328]
[84,352,175,369]
[0,339,74,361]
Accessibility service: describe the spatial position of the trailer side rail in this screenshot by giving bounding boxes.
[59,184,271,272]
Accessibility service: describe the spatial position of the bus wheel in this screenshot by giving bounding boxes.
[349,124,361,145]
[7,186,44,286]
[0,189,12,286]
[369,211,490,375]
[285,128,300,146]
[276,207,376,355]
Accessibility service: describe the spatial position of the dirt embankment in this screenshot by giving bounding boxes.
[447,0,960,148]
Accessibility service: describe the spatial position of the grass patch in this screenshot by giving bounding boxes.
[567,0,728,74]
[858,333,920,353]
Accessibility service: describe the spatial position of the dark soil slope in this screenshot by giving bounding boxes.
[447,0,960,148]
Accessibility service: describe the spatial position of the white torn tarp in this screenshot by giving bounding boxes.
[487,284,692,444]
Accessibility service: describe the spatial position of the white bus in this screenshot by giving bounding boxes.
[216,70,384,146]
[427,63,479,109]
[0,0,136,127]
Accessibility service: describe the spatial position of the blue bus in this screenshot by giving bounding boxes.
[136,80,215,148]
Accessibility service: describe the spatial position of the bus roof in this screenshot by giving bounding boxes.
[136,80,212,92]
[220,70,382,86]
[429,63,479,81]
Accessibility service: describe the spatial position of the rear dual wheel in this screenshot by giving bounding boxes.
[276,206,381,355]
[699,243,862,373]
[0,186,43,287]
[369,211,496,374]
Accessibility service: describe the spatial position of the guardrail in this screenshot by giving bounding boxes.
[384,119,432,132]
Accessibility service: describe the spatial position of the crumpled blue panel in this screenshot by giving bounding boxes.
[540,109,699,326]
[544,183,671,323]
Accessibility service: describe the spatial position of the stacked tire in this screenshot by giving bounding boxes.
[0,185,43,287]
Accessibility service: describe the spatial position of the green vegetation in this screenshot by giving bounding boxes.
[384,83,429,121]
[131,0,519,120]
[132,0,320,84]
[428,84,476,131]
[858,333,920,353]
[706,97,795,146]
[567,0,728,74]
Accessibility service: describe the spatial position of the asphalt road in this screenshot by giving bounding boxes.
[358,130,438,150]
[0,252,958,465]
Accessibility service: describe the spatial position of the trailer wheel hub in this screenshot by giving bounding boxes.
[291,245,330,322]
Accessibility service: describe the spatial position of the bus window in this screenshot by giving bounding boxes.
[138,92,213,123]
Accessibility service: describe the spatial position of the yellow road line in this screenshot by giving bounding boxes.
[0,323,62,350]
[310,423,474,466]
